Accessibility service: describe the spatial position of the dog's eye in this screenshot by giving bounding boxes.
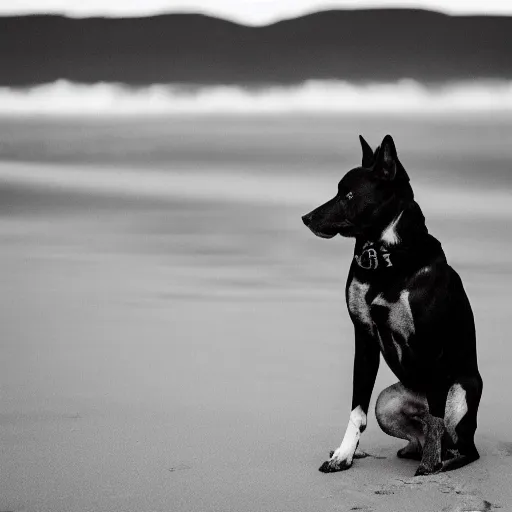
[345,191,354,201]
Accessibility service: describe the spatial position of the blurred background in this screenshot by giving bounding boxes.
[1,1,512,511]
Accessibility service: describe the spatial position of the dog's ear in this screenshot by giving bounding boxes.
[374,135,408,181]
[359,135,375,168]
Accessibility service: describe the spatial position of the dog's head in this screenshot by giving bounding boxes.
[302,134,412,239]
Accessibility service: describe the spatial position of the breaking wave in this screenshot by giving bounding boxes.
[2,79,512,115]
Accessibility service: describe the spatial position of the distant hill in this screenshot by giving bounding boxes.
[1,9,511,86]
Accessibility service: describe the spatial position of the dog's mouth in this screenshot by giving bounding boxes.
[308,222,355,239]
[336,221,357,237]
[309,228,337,239]
[302,212,355,239]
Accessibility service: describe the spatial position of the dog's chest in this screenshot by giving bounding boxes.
[347,277,415,356]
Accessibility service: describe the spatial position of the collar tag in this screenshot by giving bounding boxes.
[355,246,379,270]
[381,252,393,267]
[354,243,393,270]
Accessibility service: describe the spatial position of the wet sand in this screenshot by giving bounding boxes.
[1,115,512,511]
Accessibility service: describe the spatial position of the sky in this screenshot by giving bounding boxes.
[3,0,512,24]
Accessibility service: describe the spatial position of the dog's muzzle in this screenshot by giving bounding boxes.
[302,213,313,227]
[302,213,337,239]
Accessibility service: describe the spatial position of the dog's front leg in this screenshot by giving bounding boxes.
[319,327,380,473]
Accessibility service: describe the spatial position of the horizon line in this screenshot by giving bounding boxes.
[1,4,512,26]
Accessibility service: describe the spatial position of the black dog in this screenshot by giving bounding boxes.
[302,135,482,476]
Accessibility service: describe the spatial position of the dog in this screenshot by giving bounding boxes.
[302,135,483,476]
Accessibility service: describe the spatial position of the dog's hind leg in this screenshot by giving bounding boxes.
[414,383,450,476]
[414,414,445,475]
[375,382,428,461]
[441,374,483,472]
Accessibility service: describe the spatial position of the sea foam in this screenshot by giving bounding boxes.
[2,79,512,115]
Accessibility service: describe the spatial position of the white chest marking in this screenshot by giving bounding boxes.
[372,290,415,340]
[381,211,404,246]
[331,406,367,465]
[347,278,373,333]
[348,279,416,362]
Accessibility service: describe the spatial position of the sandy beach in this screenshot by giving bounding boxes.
[1,115,512,511]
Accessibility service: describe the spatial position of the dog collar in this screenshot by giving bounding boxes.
[354,241,394,271]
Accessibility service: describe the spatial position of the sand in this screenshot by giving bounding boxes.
[1,115,512,511]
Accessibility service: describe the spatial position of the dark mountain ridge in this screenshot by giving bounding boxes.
[1,9,511,86]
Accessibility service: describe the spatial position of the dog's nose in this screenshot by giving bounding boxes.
[302,213,312,226]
